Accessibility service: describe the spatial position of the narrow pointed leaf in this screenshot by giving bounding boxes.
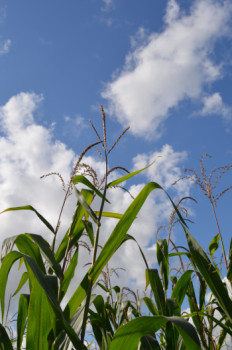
[107,159,158,188]
[209,233,220,258]
[13,272,29,296]
[184,227,232,322]
[157,239,169,291]
[94,211,123,219]
[60,248,79,300]
[171,270,193,307]
[1,205,54,233]
[73,185,98,224]
[72,175,110,203]
[146,269,166,315]
[17,294,29,350]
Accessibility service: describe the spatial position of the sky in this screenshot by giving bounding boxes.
[0,0,232,319]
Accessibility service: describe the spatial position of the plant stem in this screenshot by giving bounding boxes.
[210,199,228,270]
[80,148,108,345]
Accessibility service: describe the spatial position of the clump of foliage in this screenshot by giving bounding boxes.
[0,107,232,349]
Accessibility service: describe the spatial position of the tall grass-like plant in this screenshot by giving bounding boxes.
[0,106,199,349]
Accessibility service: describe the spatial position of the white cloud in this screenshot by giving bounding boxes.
[0,39,11,55]
[102,0,232,138]
[200,92,231,119]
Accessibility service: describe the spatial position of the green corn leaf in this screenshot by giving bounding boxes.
[17,294,29,350]
[143,297,158,316]
[60,248,79,301]
[184,227,232,322]
[65,182,162,319]
[26,277,56,350]
[0,323,14,350]
[23,254,86,349]
[15,234,46,273]
[171,270,194,307]
[94,211,123,219]
[145,269,166,315]
[107,159,158,188]
[13,271,29,296]
[73,185,98,224]
[1,205,55,233]
[27,233,62,278]
[227,238,232,282]
[83,220,94,246]
[0,251,23,321]
[209,233,220,258]
[72,175,110,203]
[109,316,201,350]
[157,239,169,291]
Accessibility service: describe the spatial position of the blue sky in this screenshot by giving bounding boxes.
[0,0,232,296]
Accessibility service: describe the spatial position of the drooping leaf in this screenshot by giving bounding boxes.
[27,233,62,278]
[109,316,201,350]
[1,205,54,233]
[15,234,46,273]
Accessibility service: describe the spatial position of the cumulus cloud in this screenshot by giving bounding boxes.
[102,0,232,138]
[200,92,231,119]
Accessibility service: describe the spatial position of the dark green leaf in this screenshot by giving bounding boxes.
[0,323,14,350]
[17,294,29,350]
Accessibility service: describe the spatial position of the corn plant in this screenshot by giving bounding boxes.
[0,106,198,350]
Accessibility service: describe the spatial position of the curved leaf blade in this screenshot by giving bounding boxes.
[1,205,54,233]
